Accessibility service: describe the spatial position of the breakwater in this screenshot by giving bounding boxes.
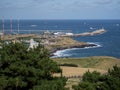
[62,29,106,37]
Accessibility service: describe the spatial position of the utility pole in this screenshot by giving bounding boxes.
[18,18,19,34]
[1,16,5,40]
[2,16,4,35]
[10,17,12,34]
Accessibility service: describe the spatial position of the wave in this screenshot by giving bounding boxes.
[85,42,102,48]
[51,42,102,58]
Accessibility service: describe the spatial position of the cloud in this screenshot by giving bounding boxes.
[32,0,55,3]
[0,0,31,8]
[116,0,120,5]
[1,0,120,16]
[0,0,119,9]
[94,0,113,5]
[0,0,51,8]
[71,1,93,8]
[88,0,120,10]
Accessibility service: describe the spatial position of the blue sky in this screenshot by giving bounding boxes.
[0,0,120,19]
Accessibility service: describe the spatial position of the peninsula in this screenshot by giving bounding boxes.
[0,29,106,55]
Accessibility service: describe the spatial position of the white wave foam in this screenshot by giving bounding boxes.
[87,42,102,48]
[51,42,102,58]
[51,49,71,58]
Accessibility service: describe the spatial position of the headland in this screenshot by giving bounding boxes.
[0,29,106,55]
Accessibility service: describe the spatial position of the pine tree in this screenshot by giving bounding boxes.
[0,42,67,90]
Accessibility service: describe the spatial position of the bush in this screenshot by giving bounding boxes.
[72,65,120,90]
[59,63,78,67]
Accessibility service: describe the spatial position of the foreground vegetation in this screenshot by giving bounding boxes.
[73,65,120,90]
[53,56,120,90]
[0,40,120,90]
[0,42,67,90]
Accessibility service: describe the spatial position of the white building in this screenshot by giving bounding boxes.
[29,39,38,49]
[65,33,73,35]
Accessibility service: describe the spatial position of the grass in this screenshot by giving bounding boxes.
[52,56,120,70]
[52,56,120,90]
[65,78,80,90]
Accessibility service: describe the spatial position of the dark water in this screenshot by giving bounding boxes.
[0,19,120,58]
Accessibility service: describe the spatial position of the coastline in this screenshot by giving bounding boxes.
[1,29,106,58]
[50,42,99,58]
[47,37,98,57]
[48,29,106,58]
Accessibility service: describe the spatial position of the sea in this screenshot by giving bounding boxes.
[0,19,120,58]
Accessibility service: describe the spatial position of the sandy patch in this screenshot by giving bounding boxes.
[54,66,107,77]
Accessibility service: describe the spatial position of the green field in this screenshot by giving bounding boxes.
[52,56,120,70]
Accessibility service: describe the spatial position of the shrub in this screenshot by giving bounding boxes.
[59,63,78,67]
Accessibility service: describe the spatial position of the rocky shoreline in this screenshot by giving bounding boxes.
[50,43,97,56]
[51,43,97,52]
[45,37,97,56]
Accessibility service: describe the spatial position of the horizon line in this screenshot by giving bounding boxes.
[0,18,120,20]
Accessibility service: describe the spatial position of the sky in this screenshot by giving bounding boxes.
[0,0,120,19]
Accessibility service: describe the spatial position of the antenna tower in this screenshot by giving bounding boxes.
[18,18,19,34]
[10,17,12,34]
[2,17,4,35]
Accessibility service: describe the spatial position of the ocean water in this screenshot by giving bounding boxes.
[0,19,120,58]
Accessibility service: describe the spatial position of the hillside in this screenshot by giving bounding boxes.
[52,56,120,90]
[53,56,120,71]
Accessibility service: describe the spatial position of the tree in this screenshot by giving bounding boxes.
[82,71,101,83]
[73,71,101,90]
[108,65,120,78]
[0,42,67,90]
[99,65,120,90]
[33,77,67,90]
[72,65,120,90]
